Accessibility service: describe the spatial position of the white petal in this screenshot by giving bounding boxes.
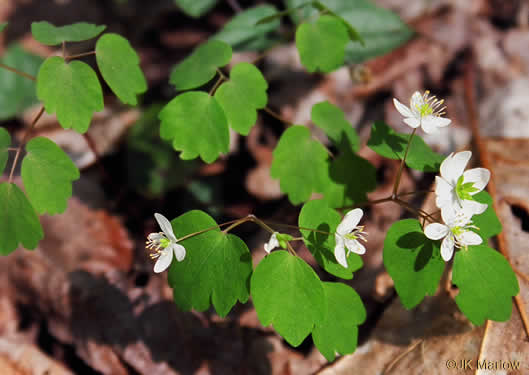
[461,199,488,215]
[153,249,173,273]
[440,151,471,185]
[171,243,186,262]
[435,176,455,208]
[440,235,455,261]
[264,233,279,253]
[334,235,348,268]
[424,223,449,240]
[421,116,451,134]
[344,238,366,255]
[393,98,414,118]
[458,231,483,246]
[336,208,363,236]
[463,168,490,193]
[410,91,423,111]
[154,213,177,242]
[403,117,421,128]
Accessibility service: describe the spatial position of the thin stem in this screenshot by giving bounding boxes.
[392,128,416,197]
[0,63,36,81]
[262,107,291,125]
[260,220,331,235]
[208,75,225,96]
[173,219,241,243]
[215,68,228,80]
[66,50,96,61]
[8,106,45,183]
[221,217,251,234]
[397,190,434,197]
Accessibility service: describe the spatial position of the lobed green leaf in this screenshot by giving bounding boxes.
[168,210,252,317]
[96,33,147,106]
[453,244,519,325]
[169,40,232,91]
[0,183,43,255]
[21,137,79,215]
[383,219,445,309]
[31,21,105,46]
[0,127,10,175]
[251,250,326,346]
[311,101,359,153]
[215,62,267,135]
[159,91,229,163]
[471,191,502,240]
[174,0,219,18]
[37,56,103,133]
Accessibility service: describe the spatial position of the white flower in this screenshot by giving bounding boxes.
[146,213,186,273]
[393,91,451,134]
[334,208,367,268]
[435,151,490,216]
[264,232,279,253]
[424,208,482,261]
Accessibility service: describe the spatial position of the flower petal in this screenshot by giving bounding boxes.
[435,176,455,209]
[440,235,455,261]
[403,117,421,128]
[344,238,366,255]
[463,168,490,193]
[461,199,488,215]
[440,151,472,185]
[171,243,186,262]
[424,223,449,240]
[410,91,423,112]
[264,233,279,253]
[153,249,173,273]
[458,231,483,246]
[334,235,348,268]
[336,208,363,236]
[421,116,451,134]
[154,213,177,242]
[393,98,414,118]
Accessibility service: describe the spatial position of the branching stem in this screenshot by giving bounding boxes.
[392,128,416,197]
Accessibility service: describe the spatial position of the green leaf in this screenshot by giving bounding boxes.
[169,40,232,91]
[251,250,326,346]
[174,0,218,18]
[37,56,103,133]
[96,33,147,106]
[0,45,43,120]
[0,23,7,33]
[159,91,229,163]
[296,15,349,73]
[21,137,79,215]
[212,5,280,51]
[453,245,519,325]
[270,126,328,205]
[168,210,252,317]
[0,127,11,175]
[311,101,360,153]
[31,21,105,46]
[471,191,502,240]
[299,199,362,279]
[383,219,445,309]
[312,282,366,361]
[214,62,267,135]
[256,2,315,25]
[0,183,43,255]
[367,121,444,172]
[312,1,363,44]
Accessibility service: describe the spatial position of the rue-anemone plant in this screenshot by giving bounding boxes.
[0,0,518,362]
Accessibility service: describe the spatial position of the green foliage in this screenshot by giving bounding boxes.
[0,183,43,255]
[295,15,349,73]
[453,244,519,325]
[21,137,79,215]
[270,126,328,205]
[212,5,280,51]
[383,219,445,309]
[96,33,147,106]
[0,45,43,120]
[299,199,362,279]
[31,21,105,46]
[0,127,10,175]
[0,22,6,33]
[37,56,103,133]
[312,282,366,361]
[471,191,502,240]
[168,210,252,317]
[174,0,218,18]
[159,91,229,163]
[169,40,232,91]
[215,62,267,135]
[367,121,444,172]
[251,250,326,346]
[311,101,359,153]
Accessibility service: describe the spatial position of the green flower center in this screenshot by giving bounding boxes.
[452,226,464,236]
[159,237,171,249]
[345,233,358,240]
[456,175,479,201]
[418,103,433,117]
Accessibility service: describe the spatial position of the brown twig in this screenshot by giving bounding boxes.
[66,50,96,61]
[262,107,291,125]
[0,63,36,81]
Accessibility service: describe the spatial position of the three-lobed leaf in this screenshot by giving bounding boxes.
[96,33,147,106]
[312,282,366,361]
[215,62,268,135]
[174,0,218,18]
[21,137,80,215]
[0,127,10,175]
[168,210,252,317]
[159,91,229,163]
[383,219,445,309]
[367,121,444,172]
[270,126,328,204]
[169,40,232,91]
[251,250,326,346]
[31,21,105,46]
[0,183,43,255]
[37,56,103,133]
[311,101,359,153]
[453,244,519,325]
[471,191,502,240]
[299,199,362,279]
